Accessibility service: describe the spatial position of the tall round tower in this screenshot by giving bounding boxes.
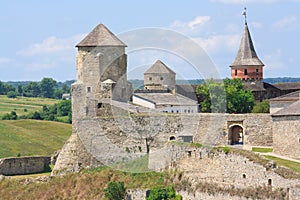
[230,9,264,81]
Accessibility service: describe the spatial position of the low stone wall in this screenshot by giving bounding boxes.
[0,156,50,176]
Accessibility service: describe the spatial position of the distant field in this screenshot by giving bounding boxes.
[0,95,58,117]
[0,120,71,158]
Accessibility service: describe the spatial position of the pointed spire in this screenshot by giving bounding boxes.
[230,10,264,67]
[76,23,126,47]
[243,7,247,25]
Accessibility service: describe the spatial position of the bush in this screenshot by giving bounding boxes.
[252,100,270,113]
[7,91,17,98]
[147,186,182,200]
[104,181,125,200]
[2,111,18,120]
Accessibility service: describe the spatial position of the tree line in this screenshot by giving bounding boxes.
[0,78,73,99]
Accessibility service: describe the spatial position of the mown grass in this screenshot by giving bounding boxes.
[0,95,58,117]
[0,167,165,200]
[252,147,273,153]
[265,155,300,174]
[0,119,71,158]
[113,154,149,173]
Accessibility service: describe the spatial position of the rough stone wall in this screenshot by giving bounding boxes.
[144,73,176,90]
[177,151,299,189]
[0,156,50,176]
[272,116,300,159]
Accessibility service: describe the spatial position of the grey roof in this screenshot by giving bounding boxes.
[133,93,198,106]
[230,23,264,67]
[272,100,300,117]
[144,60,176,75]
[243,82,266,92]
[269,90,300,102]
[76,23,126,47]
[176,84,198,101]
[272,82,300,91]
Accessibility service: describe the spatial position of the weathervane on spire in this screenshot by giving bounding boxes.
[243,7,247,25]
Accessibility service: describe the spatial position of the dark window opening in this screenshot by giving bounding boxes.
[242,174,246,179]
[97,103,103,108]
[169,136,176,141]
[149,77,152,81]
[256,69,259,75]
[235,69,237,76]
[160,77,163,80]
[87,87,91,92]
[244,69,248,75]
[268,179,272,186]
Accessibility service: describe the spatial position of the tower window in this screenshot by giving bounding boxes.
[256,69,259,75]
[244,69,248,75]
[87,87,91,92]
[235,69,237,76]
[160,77,163,80]
[149,77,152,81]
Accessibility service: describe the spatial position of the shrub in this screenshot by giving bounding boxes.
[7,91,17,98]
[104,181,125,200]
[147,185,182,200]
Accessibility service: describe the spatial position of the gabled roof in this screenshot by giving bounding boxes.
[230,23,264,67]
[272,100,300,117]
[269,90,300,102]
[272,82,300,91]
[76,23,126,47]
[144,60,176,75]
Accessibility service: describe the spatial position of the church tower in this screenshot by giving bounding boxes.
[230,9,264,81]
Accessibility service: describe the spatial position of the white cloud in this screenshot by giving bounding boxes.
[0,57,13,64]
[188,16,211,30]
[263,49,284,72]
[170,16,211,35]
[17,34,85,56]
[194,34,240,55]
[272,16,299,31]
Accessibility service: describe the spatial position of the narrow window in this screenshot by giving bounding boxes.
[242,174,246,179]
[244,69,248,75]
[87,87,91,93]
[256,69,259,75]
[149,77,152,81]
[160,77,163,80]
[235,69,237,76]
[268,179,272,186]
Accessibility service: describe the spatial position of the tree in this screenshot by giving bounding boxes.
[196,78,255,113]
[40,78,58,98]
[23,81,41,97]
[252,100,270,113]
[7,91,17,98]
[104,181,125,200]
[57,100,71,116]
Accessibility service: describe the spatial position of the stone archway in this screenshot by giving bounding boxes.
[228,125,244,145]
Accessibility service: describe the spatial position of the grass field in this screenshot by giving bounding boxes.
[264,155,300,174]
[252,147,273,153]
[0,119,71,158]
[0,95,58,117]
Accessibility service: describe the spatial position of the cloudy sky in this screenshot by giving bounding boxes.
[1,0,300,81]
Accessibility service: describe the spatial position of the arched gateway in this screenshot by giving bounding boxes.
[228,125,244,145]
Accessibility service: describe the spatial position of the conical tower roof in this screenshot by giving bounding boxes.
[230,22,264,67]
[144,60,176,74]
[76,23,126,47]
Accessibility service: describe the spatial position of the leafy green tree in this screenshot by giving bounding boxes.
[57,100,71,116]
[7,91,17,98]
[104,181,125,200]
[147,186,182,200]
[40,78,58,98]
[17,85,23,96]
[196,78,255,113]
[2,111,18,120]
[23,81,41,97]
[252,100,270,113]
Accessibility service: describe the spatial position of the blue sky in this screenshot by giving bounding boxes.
[1,0,300,81]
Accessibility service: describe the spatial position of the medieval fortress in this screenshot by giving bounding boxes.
[50,16,300,198]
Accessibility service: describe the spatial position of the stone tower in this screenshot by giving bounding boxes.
[230,10,264,81]
[144,60,176,91]
[73,23,130,119]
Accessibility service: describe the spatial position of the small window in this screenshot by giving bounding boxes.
[160,77,163,81]
[87,87,91,92]
[242,174,246,179]
[268,179,272,186]
[149,77,152,81]
[244,69,248,75]
[256,69,259,75]
[97,103,103,108]
[235,69,237,76]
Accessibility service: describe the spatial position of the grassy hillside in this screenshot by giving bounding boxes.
[0,120,71,158]
[0,95,58,117]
